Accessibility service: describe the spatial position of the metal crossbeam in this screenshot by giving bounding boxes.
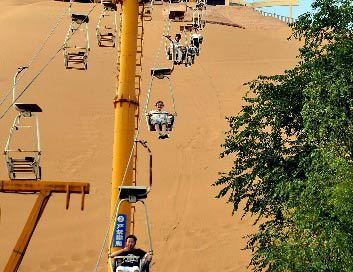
[1,180,90,272]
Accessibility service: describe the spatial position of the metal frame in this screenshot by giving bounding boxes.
[4,104,42,180]
[108,140,153,272]
[108,199,153,272]
[190,31,203,56]
[12,66,28,104]
[192,8,206,31]
[5,68,42,180]
[168,10,185,22]
[145,73,177,132]
[96,1,118,47]
[1,180,90,272]
[195,0,207,10]
[63,13,90,69]
[180,25,197,67]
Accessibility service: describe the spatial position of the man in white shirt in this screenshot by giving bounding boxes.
[168,33,183,64]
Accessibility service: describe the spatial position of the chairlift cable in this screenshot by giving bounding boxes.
[0,2,98,120]
[92,1,173,270]
[0,3,72,109]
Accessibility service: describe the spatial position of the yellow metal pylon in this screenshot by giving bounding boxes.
[110,0,139,263]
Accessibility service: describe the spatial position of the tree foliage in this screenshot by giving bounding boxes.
[214,1,353,271]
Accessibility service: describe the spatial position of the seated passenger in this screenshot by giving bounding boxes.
[149,100,172,139]
[110,235,152,272]
[191,33,203,48]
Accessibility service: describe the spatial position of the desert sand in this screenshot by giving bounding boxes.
[0,1,300,271]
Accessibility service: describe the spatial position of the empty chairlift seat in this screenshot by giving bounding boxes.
[150,67,172,79]
[180,24,194,32]
[96,2,117,47]
[143,6,152,21]
[71,13,90,24]
[169,10,185,21]
[4,103,43,180]
[63,13,90,69]
[152,0,163,5]
[118,186,149,202]
[102,1,117,11]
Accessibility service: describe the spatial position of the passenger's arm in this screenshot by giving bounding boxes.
[110,247,128,257]
[144,251,153,262]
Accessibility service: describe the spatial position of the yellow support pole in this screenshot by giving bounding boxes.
[110,0,139,258]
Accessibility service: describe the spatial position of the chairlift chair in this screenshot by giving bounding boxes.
[168,10,185,21]
[195,0,206,11]
[63,13,90,69]
[146,112,175,132]
[180,24,193,32]
[108,140,153,272]
[142,6,153,21]
[151,0,163,5]
[108,189,153,272]
[96,1,117,47]
[111,255,151,272]
[179,25,197,66]
[190,31,203,56]
[184,45,196,66]
[145,68,177,133]
[140,0,153,21]
[4,103,42,180]
[192,9,205,31]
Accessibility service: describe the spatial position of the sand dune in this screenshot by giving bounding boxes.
[0,1,300,271]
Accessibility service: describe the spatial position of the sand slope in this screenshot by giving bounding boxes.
[0,1,300,271]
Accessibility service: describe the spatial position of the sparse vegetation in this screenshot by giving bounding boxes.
[214,1,353,271]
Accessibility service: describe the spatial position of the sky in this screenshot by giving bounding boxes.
[251,0,314,19]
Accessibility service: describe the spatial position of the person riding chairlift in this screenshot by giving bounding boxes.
[167,33,183,64]
[109,234,152,272]
[190,32,203,55]
[149,101,172,139]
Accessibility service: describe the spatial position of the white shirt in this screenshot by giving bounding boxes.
[169,39,181,50]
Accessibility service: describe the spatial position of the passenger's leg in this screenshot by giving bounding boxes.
[116,266,128,272]
[176,48,182,63]
[161,124,167,135]
[130,266,140,272]
[155,123,164,139]
[161,124,169,139]
[154,124,161,134]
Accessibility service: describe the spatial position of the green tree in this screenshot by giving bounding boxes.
[214,1,353,271]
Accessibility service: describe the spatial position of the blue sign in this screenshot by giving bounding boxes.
[113,214,127,248]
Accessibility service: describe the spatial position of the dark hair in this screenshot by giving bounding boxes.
[155,100,164,106]
[175,33,181,39]
[126,234,137,242]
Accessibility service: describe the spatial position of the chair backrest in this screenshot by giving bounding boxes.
[169,10,185,21]
[103,2,117,11]
[72,13,90,24]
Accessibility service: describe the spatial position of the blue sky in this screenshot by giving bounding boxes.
[253,1,314,19]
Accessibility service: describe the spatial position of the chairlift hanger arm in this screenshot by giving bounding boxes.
[134,140,152,188]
